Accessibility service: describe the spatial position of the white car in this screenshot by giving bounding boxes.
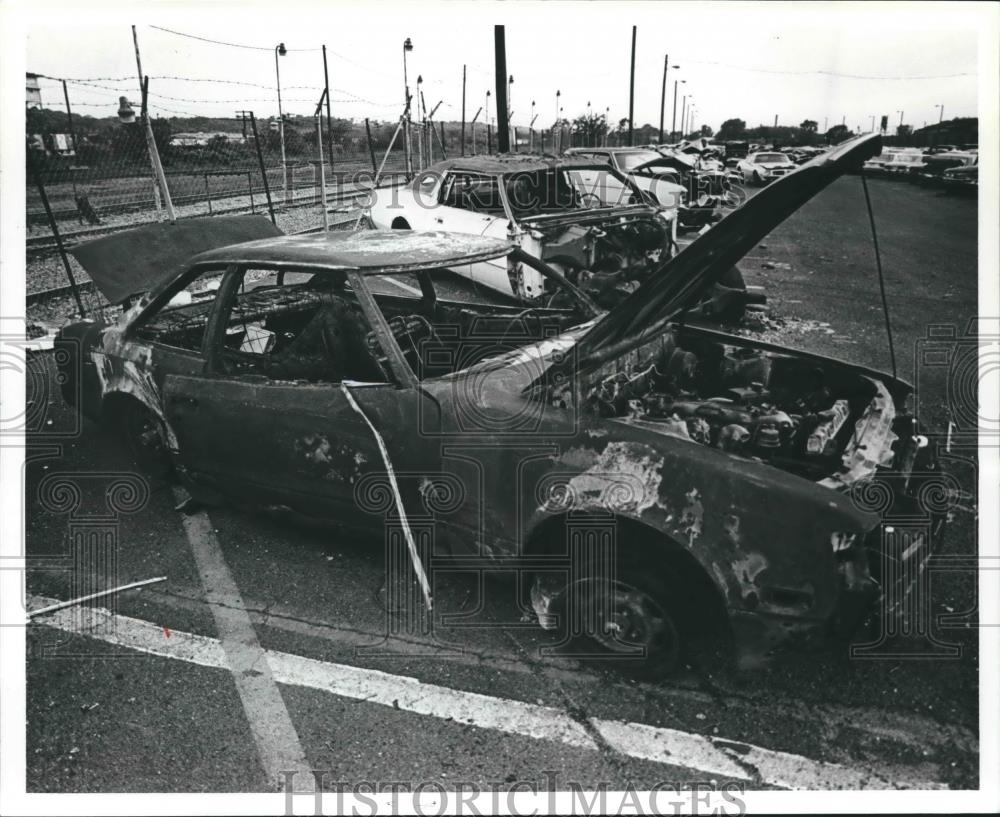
[736,151,798,185]
[366,155,677,303]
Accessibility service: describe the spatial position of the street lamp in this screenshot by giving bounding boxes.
[508,75,514,123]
[604,106,609,146]
[897,109,904,128]
[274,43,288,202]
[935,103,944,123]
[671,77,685,141]
[402,37,413,175]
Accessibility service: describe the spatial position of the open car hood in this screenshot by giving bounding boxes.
[70,215,283,304]
[574,133,882,367]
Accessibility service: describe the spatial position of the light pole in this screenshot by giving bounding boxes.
[274,42,288,202]
[508,75,514,122]
[402,37,413,176]
[555,89,561,152]
[671,77,685,141]
[604,106,609,146]
[530,100,536,151]
[587,100,592,146]
[680,94,687,138]
[869,115,875,132]
[897,110,904,128]
[935,103,944,123]
[416,74,425,169]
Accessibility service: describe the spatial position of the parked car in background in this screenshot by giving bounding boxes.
[911,150,978,186]
[941,156,978,192]
[736,151,798,184]
[367,154,680,304]
[879,150,927,177]
[724,140,749,166]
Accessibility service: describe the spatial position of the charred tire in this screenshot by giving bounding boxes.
[113,398,173,481]
[573,558,685,679]
[391,217,411,230]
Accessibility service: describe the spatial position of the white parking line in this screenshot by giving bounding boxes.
[26,593,947,791]
[172,488,314,792]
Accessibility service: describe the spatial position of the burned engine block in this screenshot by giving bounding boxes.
[585,335,874,476]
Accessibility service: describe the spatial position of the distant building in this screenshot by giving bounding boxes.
[908,118,978,149]
[170,131,247,148]
[26,73,42,109]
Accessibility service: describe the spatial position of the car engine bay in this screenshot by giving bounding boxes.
[578,328,907,484]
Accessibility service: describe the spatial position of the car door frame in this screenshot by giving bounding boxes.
[161,262,432,518]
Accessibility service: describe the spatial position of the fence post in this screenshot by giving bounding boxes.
[248,112,276,225]
[27,145,86,315]
[364,119,378,174]
[204,172,213,214]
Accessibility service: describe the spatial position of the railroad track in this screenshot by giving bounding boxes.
[26,211,367,306]
[25,183,390,257]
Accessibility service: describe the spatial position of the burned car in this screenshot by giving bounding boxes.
[565,146,730,230]
[366,154,682,303]
[56,133,943,675]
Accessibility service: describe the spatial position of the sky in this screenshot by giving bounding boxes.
[23,1,985,134]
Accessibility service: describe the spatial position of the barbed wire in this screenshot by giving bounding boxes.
[148,25,322,52]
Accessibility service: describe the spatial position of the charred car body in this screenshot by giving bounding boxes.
[56,134,944,674]
[563,146,726,230]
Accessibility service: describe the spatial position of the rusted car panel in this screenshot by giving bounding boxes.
[55,133,944,672]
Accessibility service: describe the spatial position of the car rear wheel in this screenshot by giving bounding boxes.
[391,217,411,230]
[752,170,762,185]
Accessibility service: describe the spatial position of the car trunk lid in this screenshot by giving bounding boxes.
[70,215,283,305]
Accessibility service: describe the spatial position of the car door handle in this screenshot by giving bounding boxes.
[434,217,444,223]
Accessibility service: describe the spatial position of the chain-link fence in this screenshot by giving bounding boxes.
[25,66,611,325]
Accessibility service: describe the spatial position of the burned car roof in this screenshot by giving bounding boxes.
[423,153,609,176]
[187,230,517,274]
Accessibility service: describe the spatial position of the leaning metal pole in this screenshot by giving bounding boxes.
[27,145,85,315]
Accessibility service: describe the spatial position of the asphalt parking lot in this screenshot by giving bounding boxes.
[23,174,980,792]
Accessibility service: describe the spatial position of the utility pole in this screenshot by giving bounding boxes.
[680,95,687,138]
[937,103,944,123]
[823,116,828,132]
[274,42,288,203]
[61,80,78,157]
[131,26,174,221]
[898,110,904,128]
[658,54,669,142]
[402,37,414,178]
[495,25,510,153]
[322,45,334,174]
[470,106,481,154]
[628,25,636,146]
[774,113,778,128]
[671,80,680,141]
[461,64,467,156]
